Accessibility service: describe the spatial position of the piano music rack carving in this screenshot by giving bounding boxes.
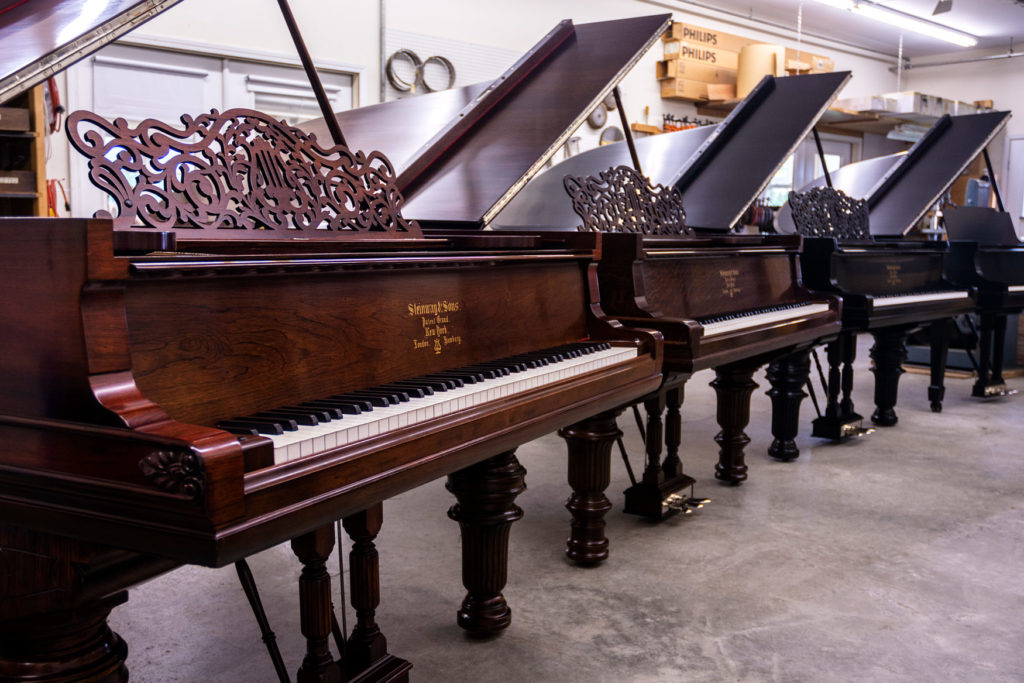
[66,108,421,238]
[564,165,692,236]
[787,186,870,240]
[138,449,205,501]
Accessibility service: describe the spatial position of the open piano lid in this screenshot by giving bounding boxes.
[0,0,183,104]
[302,14,672,228]
[865,110,1011,236]
[493,71,851,232]
[776,111,1012,237]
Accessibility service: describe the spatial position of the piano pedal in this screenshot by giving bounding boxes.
[978,383,1018,398]
[812,415,873,441]
[623,473,697,521]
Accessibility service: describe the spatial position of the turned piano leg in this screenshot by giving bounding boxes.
[869,327,908,427]
[559,409,623,565]
[711,361,760,485]
[342,505,412,682]
[662,384,686,481]
[0,594,129,683]
[0,528,141,683]
[929,320,949,412]
[973,312,995,397]
[447,451,526,634]
[766,348,811,461]
[292,526,343,683]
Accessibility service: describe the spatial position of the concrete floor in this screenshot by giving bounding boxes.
[111,345,1024,682]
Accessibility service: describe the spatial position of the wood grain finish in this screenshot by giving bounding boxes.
[446,451,526,634]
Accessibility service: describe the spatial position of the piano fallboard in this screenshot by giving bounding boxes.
[0,217,663,567]
[593,233,841,371]
[948,241,1024,312]
[800,237,974,329]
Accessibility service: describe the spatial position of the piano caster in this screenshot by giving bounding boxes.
[623,474,697,521]
[870,407,898,427]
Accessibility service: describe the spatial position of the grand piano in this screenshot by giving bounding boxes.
[0,3,667,681]
[492,73,846,526]
[945,200,1023,398]
[773,111,1009,444]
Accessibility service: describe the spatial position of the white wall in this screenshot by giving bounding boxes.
[906,51,1024,190]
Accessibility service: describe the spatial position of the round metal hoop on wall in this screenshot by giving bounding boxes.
[385,49,422,92]
[385,50,456,94]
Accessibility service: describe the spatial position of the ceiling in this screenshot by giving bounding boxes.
[685,0,1024,58]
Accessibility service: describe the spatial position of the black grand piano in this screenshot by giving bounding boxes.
[773,111,1009,445]
[490,72,847,528]
[945,199,1023,398]
[0,3,669,681]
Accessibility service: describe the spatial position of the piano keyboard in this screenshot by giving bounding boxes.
[872,290,970,308]
[217,342,637,464]
[1007,285,1024,293]
[699,302,831,337]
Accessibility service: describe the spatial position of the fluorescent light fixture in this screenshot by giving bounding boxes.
[811,0,978,47]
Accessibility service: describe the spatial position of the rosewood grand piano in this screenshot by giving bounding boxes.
[773,110,1009,444]
[0,3,668,681]
[491,73,847,527]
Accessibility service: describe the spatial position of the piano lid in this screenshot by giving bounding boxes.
[777,112,1012,237]
[0,0,183,104]
[774,153,904,234]
[493,71,851,232]
[866,111,1011,236]
[303,14,672,227]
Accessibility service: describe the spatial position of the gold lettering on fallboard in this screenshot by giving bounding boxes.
[886,264,902,287]
[407,299,464,356]
[719,269,741,298]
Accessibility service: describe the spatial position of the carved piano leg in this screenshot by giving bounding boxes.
[446,451,526,634]
[711,361,760,485]
[662,384,685,480]
[0,594,129,683]
[766,348,810,461]
[973,312,994,397]
[869,327,908,427]
[292,526,343,683]
[929,320,949,412]
[342,505,412,682]
[0,528,137,683]
[560,409,623,565]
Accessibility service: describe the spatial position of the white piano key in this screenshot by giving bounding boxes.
[872,290,970,308]
[701,303,831,337]
[269,346,636,464]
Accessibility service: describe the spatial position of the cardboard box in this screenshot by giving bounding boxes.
[656,59,737,84]
[784,48,834,73]
[0,107,30,131]
[662,22,752,53]
[706,83,737,100]
[663,41,739,69]
[660,77,709,101]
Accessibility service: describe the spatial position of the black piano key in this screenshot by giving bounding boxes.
[358,388,410,403]
[302,399,364,415]
[322,396,376,411]
[333,392,390,408]
[421,373,467,387]
[218,419,286,435]
[253,410,322,426]
[377,382,429,398]
[219,424,260,436]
